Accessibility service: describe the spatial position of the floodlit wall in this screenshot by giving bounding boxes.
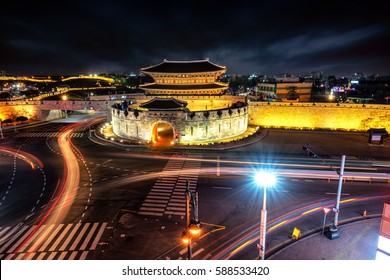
[0,104,39,121]
[3,100,389,134]
[0,105,65,121]
[0,100,117,121]
[111,106,249,143]
[249,102,390,131]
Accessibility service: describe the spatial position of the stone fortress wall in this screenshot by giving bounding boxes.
[249,102,390,132]
[2,99,389,138]
[0,104,40,121]
[0,100,116,122]
[112,97,249,144]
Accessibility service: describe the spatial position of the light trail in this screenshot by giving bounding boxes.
[209,200,327,260]
[52,124,81,223]
[211,194,390,259]
[0,146,44,170]
[14,179,62,256]
[13,120,88,257]
[111,152,379,172]
[108,152,386,183]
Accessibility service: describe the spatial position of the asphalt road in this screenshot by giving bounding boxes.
[0,115,389,260]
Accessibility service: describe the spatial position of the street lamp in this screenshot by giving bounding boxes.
[0,119,3,139]
[255,171,276,260]
[181,180,202,260]
[62,95,68,118]
[0,119,4,139]
[325,154,346,240]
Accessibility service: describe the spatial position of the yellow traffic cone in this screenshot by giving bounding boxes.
[363,210,367,217]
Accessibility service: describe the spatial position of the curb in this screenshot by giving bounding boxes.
[266,215,381,259]
[92,121,268,151]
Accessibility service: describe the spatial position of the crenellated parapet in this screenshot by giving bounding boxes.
[111,102,249,143]
[249,102,390,131]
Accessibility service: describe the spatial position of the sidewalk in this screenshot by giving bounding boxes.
[268,218,381,260]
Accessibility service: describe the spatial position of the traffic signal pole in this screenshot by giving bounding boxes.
[302,144,346,238]
[333,155,346,229]
[185,181,192,260]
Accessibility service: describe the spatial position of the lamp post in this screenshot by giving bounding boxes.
[181,180,202,260]
[185,182,192,260]
[302,145,346,239]
[327,154,346,239]
[62,95,68,118]
[255,172,276,260]
[0,119,3,139]
[334,154,346,228]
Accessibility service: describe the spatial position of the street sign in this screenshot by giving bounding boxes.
[292,227,301,240]
[322,207,331,215]
[332,207,339,213]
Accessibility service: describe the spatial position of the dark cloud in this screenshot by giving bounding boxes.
[1,0,389,76]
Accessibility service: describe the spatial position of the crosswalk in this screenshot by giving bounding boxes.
[16,132,85,138]
[138,154,202,217]
[0,222,107,260]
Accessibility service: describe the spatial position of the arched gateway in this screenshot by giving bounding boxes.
[151,121,175,146]
[111,59,249,145]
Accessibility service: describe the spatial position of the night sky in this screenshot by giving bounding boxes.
[1,0,389,77]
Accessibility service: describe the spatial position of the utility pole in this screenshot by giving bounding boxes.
[324,154,346,239]
[185,180,192,260]
[0,120,3,139]
[302,144,346,239]
[334,155,346,228]
[181,180,202,260]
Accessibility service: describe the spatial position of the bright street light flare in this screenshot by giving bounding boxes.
[255,171,276,187]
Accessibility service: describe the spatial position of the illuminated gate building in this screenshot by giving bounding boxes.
[111,59,249,145]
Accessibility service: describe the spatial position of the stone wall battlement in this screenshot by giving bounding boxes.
[249,102,390,131]
[111,104,249,143]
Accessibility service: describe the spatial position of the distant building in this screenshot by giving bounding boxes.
[257,82,313,102]
[310,71,324,80]
[274,73,301,83]
[352,72,366,80]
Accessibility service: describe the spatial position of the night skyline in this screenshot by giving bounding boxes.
[1,0,389,77]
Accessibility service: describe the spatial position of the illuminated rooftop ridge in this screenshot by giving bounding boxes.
[141,58,226,74]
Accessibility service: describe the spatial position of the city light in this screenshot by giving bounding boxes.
[181,231,190,244]
[188,219,202,236]
[255,171,276,260]
[255,171,276,187]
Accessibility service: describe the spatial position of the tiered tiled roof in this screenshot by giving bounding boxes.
[139,83,228,90]
[139,98,188,110]
[141,59,226,73]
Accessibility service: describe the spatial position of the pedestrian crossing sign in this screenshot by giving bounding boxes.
[292,227,301,240]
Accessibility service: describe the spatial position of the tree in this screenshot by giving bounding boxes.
[287,86,298,100]
[2,119,13,124]
[15,116,28,123]
[0,92,11,100]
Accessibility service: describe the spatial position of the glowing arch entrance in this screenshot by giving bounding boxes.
[151,122,175,147]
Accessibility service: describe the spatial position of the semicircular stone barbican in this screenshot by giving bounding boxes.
[111,59,249,144]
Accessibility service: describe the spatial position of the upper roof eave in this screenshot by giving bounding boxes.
[139,82,228,90]
[140,58,226,73]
